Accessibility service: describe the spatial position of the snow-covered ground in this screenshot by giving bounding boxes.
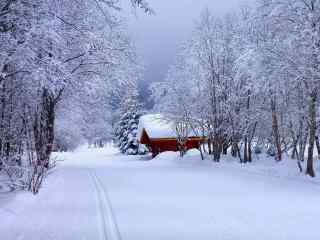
[1,145,320,240]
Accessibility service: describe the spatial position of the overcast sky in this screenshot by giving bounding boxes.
[123,0,254,87]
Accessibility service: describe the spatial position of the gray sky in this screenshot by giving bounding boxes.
[124,0,254,86]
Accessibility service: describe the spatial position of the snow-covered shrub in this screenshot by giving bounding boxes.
[253,144,263,154]
[266,145,276,157]
[138,144,149,155]
[0,154,31,191]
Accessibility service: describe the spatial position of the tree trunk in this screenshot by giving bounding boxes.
[31,88,56,193]
[291,143,298,159]
[306,92,317,177]
[199,142,204,160]
[212,137,221,162]
[231,139,238,158]
[222,139,228,155]
[271,98,282,161]
[208,138,212,155]
[34,88,55,168]
[248,141,252,163]
[244,89,253,163]
[298,124,308,162]
[243,136,248,163]
[315,135,320,160]
[247,122,257,163]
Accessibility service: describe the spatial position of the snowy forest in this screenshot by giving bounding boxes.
[152,0,320,177]
[1,0,320,194]
[0,0,152,193]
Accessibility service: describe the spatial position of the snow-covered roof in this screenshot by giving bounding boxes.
[138,114,199,140]
[138,114,176,139]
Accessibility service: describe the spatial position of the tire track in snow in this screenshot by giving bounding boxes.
[91,170,122,240]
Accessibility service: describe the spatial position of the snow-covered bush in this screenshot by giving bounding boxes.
[0,154,32,191]
[266,145,276,157]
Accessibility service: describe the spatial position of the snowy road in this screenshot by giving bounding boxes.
[1,145,320,240]
[91,170,122,240]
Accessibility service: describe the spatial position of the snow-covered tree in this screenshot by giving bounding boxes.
[153,2,320,177]
[0,0,151,193]
[115,90,146,155]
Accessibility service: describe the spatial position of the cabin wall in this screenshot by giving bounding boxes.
[149,139,201,157]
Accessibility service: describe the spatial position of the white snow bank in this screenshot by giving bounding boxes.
[152,151,180,165]
[184,148,201,157]
[152,149,201,161]
[150,149,204,166]
[149,150,320,183]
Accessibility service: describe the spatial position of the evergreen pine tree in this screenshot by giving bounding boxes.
[115,90,147,155]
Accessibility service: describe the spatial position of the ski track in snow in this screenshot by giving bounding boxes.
[90,169,122,240]
[1,145,320,240]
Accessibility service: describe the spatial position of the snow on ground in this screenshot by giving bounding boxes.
[1,144,320,240]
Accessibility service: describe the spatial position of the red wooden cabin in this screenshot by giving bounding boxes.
[138,115,205,158]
